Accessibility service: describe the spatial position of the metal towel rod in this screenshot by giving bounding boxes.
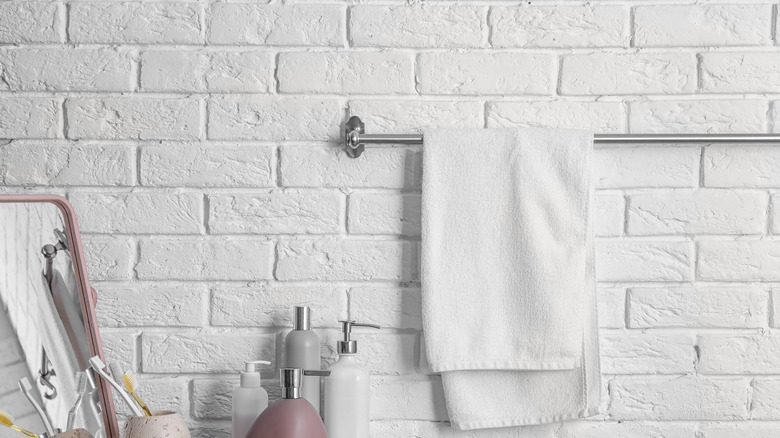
[344,116,780,158]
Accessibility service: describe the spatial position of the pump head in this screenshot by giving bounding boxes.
[293,306,311,330]
[279,368,330,399]
[240,360,271,388]
[337,320,380,355]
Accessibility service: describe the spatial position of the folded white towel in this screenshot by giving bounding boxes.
[421,127,600,430]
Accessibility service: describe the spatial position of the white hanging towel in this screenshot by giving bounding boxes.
[421,127,600,430]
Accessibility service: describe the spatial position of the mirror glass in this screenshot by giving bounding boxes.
[0,202,106,437]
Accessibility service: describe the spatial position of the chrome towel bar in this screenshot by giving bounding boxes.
[344,116,780,158]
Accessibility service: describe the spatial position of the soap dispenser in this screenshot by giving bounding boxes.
[284,306,322,414]
[324,320,380,438]
[245,368,330,438]
[232,360,271,438]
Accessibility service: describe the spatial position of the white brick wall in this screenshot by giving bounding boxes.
[0,1,779,437]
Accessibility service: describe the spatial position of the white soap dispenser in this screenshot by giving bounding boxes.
[324,320,380,438]
[284,306,322,414]
[233,360,271,438]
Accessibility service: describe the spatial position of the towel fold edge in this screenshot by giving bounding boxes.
[431,359,581,373]
[450,406,603,431]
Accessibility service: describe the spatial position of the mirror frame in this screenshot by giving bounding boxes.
[0,194,119,438]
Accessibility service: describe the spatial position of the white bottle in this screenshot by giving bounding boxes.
[233,360,271,438]
[324,320,380,438]
[284,306,322,414]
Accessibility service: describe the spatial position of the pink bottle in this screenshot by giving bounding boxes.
[245,368,330,438]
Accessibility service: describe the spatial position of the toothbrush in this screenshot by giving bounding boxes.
[120,372,152,417]
[67,372,89,430]
[109,362,151,416]
[0,410,38,438]
[88,356,143,417]
[18,377,56,436]
[84,369,105,438]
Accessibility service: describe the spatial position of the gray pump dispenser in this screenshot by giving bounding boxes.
[337,320,380,354]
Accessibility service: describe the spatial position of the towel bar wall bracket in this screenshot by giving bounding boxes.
[343,115,780,158]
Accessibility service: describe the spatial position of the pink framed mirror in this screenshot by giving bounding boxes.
[0,194,118,438]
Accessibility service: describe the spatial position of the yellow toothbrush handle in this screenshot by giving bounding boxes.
[11,425,38,438]
[131,392,152,417]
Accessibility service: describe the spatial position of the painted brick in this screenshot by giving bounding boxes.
[609,376,749,420]
[70,2,202,44]
[208,96,341,141]
[278,52,414,94]
[280,146,420,189]
[634,5,771,47]
[491,6,627,48]
[348,100,483,132]
[630,100,767,134]
[141,144,274,188]
[136,238,273,280]
[596,241,692,282]
[331,333,418,375]
[350,6,485,48]
[629,286,768,329]
[772,289,780,328]
[561,53,696,95]
[371,378,448,421]
[627,189,767,235]
[0,98,61,139]
[66,98,201,140]
[417,53,554,95]
[0,2,62,43]
[700,423,780,438]
[698,334,780,374]
[141,50,274,93]
[0,142,134,186]
[701,53,780,93]
[487,101,625,133]
[192,378,280,420]
[557,422,695,438]
[769,100,780,133]
[211,285,347,327]
[192,378,237,420]
[0,48,133,92]
[208,192,343,234]
[600,332,696,374]
[208,4,343,46]
[348,193,421,236]
[142,332,275,373]
[82,236,135,281]
[349,287,422,330]
[97,331,137,372]
[70,192,202,234]
[598,287,626,329]
[276,239,417,281]
[704,145,780,188]
[751,379,780,419]
[594,146,699,189]
[95,283,208,327]
[190,424,232,438]
[594,195,624,237]
[698,241,780,281]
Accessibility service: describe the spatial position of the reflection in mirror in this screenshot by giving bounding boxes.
[0,202,105,438]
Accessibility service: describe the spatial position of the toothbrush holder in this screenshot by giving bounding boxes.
[52,430,93,438]
[124,411,190,438]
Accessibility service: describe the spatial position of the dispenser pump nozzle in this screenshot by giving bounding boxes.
[280,368,330,399]
[240,360,270,388]
[337,320,380,355]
